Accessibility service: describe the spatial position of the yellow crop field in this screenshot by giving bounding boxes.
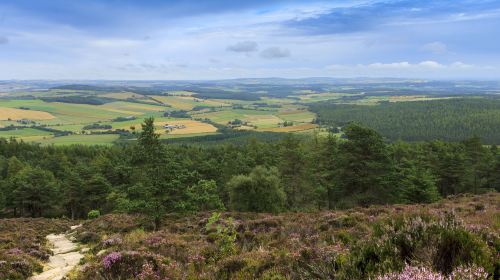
[0,107,55,120]
[99,101,165,115]
[152,96,195,110]
[163,120,218,135]
[114,119,217,135]
[244,114,282,128]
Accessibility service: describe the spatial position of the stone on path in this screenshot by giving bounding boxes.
[30,225,85,280]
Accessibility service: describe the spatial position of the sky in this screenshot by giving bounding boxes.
[0,0,500,80]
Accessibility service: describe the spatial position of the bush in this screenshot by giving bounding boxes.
[77,231,101,244]
[343,213,495,278]
[228,166,285,213]
[433,228,490,274]
[205,213,237,262]
[88,210,101,220]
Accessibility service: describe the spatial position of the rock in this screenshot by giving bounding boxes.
[80,247,90,253]
[29,226,85,280]
[96,249,107,257]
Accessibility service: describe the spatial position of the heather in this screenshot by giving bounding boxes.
[0,218,71,279]
[68,193,499,280]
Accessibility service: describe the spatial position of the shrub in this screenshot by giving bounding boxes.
[205,213,237,262]
[433,228,490,274]
[77,231,100,244]
[88,210,101,220]
[228,166,285,213]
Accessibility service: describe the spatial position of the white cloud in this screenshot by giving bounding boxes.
[419,60,444,68]
[367,62,411,68]
[421,41,448,54]
[451,61,473,68]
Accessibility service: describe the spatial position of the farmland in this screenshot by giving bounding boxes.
[0,81,323,145]
[0,79,499,145]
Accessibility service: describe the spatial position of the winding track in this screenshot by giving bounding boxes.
[30,225,85,280]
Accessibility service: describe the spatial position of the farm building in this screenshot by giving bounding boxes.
[164,124,187,131]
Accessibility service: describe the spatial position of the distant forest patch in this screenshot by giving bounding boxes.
[310,98,500,143]
[41,96,115,105]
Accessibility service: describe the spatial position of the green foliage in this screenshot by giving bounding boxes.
[10,166,59,217]
[0,119,497,219]
[310,98,500,144]
[342,213,495,279]
[228,166,285,213]
[279,134,314,210]
[205,212,237,261]
[87,209,101,219]
[333,124,397,207]
[434,228,490,274]
[185,180,225,212]
[397,160,441,203]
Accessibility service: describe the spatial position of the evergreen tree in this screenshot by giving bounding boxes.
[334,124,396,207]
[397,160,440,203]
[11,166,59,217]
[279,134,313,210]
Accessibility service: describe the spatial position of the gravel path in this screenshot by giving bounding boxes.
[30,225,85,280]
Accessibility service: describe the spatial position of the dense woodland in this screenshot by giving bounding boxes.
[0,118,498,228]
[310,98,500,143]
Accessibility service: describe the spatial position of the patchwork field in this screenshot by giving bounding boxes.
[2,81,462,145]
[36,134,120,146]
[0,128,53,138]
[152,95,230,110]
[0,107,55,120]
[161,120,218,135]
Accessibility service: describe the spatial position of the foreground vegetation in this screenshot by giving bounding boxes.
[0,218,72,279]
[1,194,497,279]
[72,194,499,279]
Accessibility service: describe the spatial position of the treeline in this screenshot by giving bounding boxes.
[0,119,498,227]
[309,98,500,143]
[40,96,114,105]
[190,90,261,101]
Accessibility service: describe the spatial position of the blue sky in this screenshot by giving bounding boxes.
[0,0,499,80]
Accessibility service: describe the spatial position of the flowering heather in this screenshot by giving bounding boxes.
[376,265,445,280]
[102,237,122,247]
[449,265,488,280]
[102,252,122,269]
[65,193,500,279]
[137,262,162,280]
[0,218,71,279]
[376,264,489,280]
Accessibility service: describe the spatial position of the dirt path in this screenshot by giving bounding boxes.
[30,225,85,280]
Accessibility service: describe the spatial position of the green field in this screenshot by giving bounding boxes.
[36,134,120,146]
[0,128,53,138]
[1,82,476,145]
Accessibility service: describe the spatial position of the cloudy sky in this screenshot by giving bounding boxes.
[0,0,499,80]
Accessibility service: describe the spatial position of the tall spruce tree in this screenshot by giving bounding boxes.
[333,124,396,208]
